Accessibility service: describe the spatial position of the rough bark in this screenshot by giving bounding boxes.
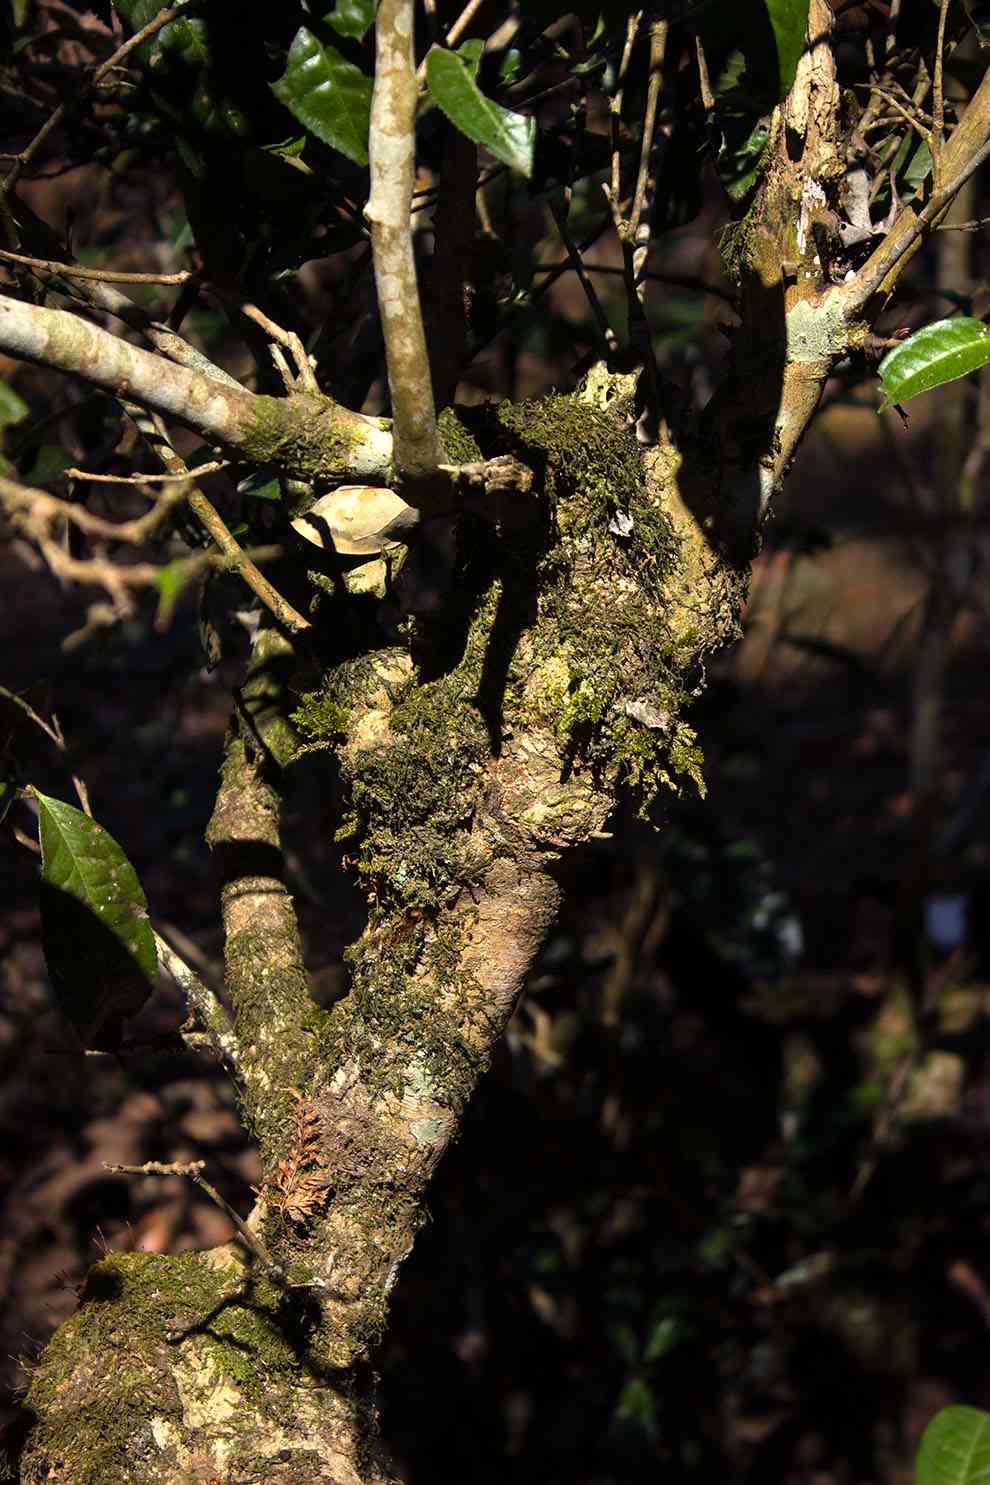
[18,4,990,1480]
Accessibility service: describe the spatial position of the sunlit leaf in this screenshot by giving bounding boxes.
[878,318,990,408]
[34,789,156,1049]
[916,1406,990,1485]
[426,44,535,177]
[272,26,372,166]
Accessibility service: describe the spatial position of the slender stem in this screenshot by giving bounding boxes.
[0,248,192,285]
[548,200,618,352]
[104,1159,281,1277]
[628,18,668,260]
[132,412,312,634]
[932,0,951,182]
[367,0,441,488]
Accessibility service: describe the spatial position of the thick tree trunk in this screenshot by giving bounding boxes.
[20,369,745,1481]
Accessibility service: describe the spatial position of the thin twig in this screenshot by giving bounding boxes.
[445,0,485,49]
[548,201,618,352]
[0,248,192,285]
[932,0,951,184]
[0,685,93,815]
[239,303,318,393]
[0,471,186,543]
[415,0,486,84]
[65,460,228,484]
[695,32,714,113]
[628,18,669,258]
[129,410,312,634]
[854,84,932,143]
[607,12,642,228]
[104,1159,282,1277]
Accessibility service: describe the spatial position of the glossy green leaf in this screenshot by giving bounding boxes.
[272,26,372,166]
[426,44,536,177]
[0,381,28,427]
[916,1406,990,1485]
[324,0,374,39]
[34,789,156,1049]
[766,0,810,98]
[878,318,990,408]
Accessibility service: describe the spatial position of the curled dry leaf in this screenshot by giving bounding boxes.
[290,485,413,556]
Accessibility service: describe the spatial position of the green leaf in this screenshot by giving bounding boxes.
[0,782,13,826]
[878,318,990,409]
[34,790,157,1049]
[25,445,73,483]
[916,1406,990,1485]
[0,381,29,428]
[718,123,768,201]
[154,559,193,626]
[766,0,810,98]
[272,26,372,166]
[426,44,536,177]
[613,1376,657,1439]
[240,472,281,501]
[324,0,374,40]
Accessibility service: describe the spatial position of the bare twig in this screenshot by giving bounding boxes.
[932,0,951,182]
[628,18,669,261]
[0,684,91,814]
[65,460,228,484]
[240,303,318,394]
[606,12,642,228]
[695,33,714,113]
[415,0,487,84]
[129,414,312,634]
[0,471,187,544]
[104,1159,282,1277]
[548,201,618,352]
[367,0,441,490]
[0,248,192,285]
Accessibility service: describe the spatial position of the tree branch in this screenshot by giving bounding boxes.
[205,630,321,1161]
[152,929,243,1071]
[367,0,442,492]
[0,294,394,480]
[845,59,990,312]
